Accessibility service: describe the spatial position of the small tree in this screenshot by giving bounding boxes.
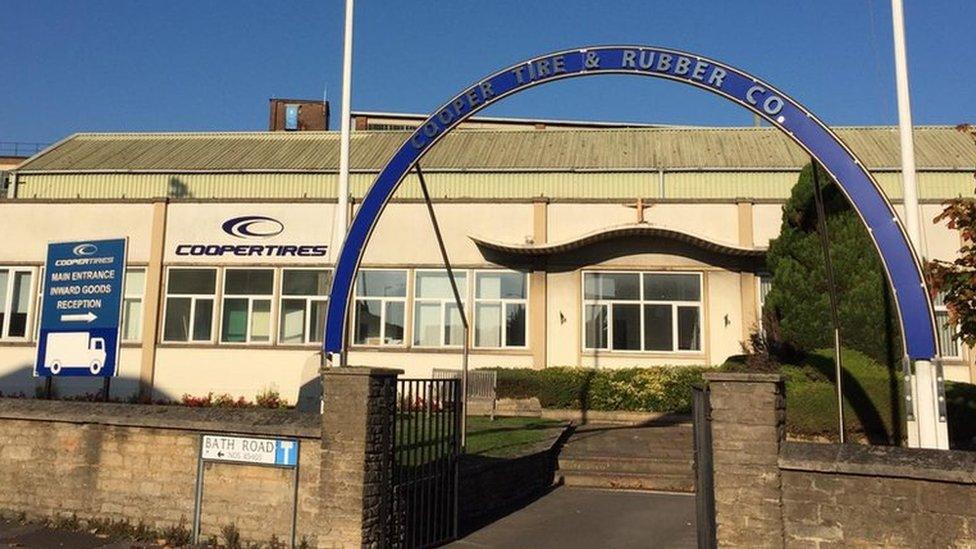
[926,124,976,347]
[763,163,902,365]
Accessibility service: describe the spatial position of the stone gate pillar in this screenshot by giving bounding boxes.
[703,372,786,548]
[319,367,401,548]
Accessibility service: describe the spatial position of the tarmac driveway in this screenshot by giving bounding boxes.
[448,486,697,549]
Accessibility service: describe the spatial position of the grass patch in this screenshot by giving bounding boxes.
[465,416,564,458]
[395,414,564,464]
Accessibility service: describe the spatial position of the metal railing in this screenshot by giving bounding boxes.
[392,378,461,548]
[692,386,716,549]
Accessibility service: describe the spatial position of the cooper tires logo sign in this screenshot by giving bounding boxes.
[72,243,98,256]
[221,216,285,239]
[174,215,327,258]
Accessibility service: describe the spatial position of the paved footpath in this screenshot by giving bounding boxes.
[448,486,697,549]
[0,518,193,549]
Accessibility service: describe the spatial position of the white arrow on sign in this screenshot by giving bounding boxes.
[61,312,98,323]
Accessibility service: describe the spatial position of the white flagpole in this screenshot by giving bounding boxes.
[336,0,354,367]
[890,0,948,449]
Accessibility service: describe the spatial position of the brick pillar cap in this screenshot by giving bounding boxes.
[322,366,404,377]
[703,372,782,383]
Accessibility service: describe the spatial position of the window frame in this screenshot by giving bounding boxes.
[161,266,218,344]
[219,267,276,345]
[412,269,469,349]
[934,291,963,360]
[0,266,35,341]
[352,268,408,347]
[278,267,332,346]
[581,270,704,354]
[472,269,529,349]
[121,267,146,343]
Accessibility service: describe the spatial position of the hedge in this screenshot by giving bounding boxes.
[488,366,708,414]
[487,355,976,448]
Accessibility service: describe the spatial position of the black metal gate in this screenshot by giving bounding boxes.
[692,385,716,549]
[391,378,461,548]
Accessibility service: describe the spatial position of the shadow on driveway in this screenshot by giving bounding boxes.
[448,486,697,549]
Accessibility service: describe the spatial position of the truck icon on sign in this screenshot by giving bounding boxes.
[44,332,106,375]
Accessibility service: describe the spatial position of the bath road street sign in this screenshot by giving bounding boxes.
[34,238,127,377]
[200,434,299,467]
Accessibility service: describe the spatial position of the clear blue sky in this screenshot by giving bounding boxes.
[2,1,974,144]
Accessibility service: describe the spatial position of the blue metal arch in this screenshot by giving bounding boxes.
[324,45,938,360]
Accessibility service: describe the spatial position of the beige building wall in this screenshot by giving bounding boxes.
[0,194,970,400]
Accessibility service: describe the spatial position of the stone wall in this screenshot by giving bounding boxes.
[704,372,976,548]
[0,399,322,546]
[780,442,976,547]
[703,372,785,548]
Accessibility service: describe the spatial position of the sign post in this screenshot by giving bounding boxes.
[34,239,127,389]
[192,434,301,546]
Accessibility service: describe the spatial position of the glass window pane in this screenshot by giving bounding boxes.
[444,303,463,346]
[936,311,960,358]
[644,273,700,301]
[251,299,271,342]
[475,302,502,347]
[677,306,701,351]
[584,304,608,349]
[584,273,639,300]
[505,302,526,347]
[356,271,406,297]
[309,300,328,343]
[125,269,146,297]
[416,271,466,299]
[477,272,525,299]
[225,269,273,295]
[168,269,216,294]
[122,299,142,341]
[384,301,404,344]
[644,304,673,351]
[414,302,441,346]
[354,300,382,344]
[192,299,213,341]
[283,270,331,296]
[221,298,248,342]
[164,297,191,341]
[280,298,307,343]
[612,303,641,350]
[8,271,31,337]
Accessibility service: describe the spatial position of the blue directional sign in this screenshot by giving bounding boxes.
[34,238,127,377]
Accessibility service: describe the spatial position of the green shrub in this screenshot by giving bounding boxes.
[763,164,902,365]
[946,382,976,449]
[723,348,904,443]
[488,366,708,414]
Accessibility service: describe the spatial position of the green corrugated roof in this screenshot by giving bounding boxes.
[16,126,976,173]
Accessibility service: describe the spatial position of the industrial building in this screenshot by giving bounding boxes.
[0,121,972,402]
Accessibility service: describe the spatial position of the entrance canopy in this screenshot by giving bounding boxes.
[324,46,938,360]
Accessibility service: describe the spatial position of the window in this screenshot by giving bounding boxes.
[0,267,33,339]
[413,270,467,347]
[934,291,961,359]
[121,268,146,342]
[353,270,406,346]
[221,269,274,343]
[474,271,527,348]
[583,272,702,352]
[279,269,331,344]
[163,268,216,342]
